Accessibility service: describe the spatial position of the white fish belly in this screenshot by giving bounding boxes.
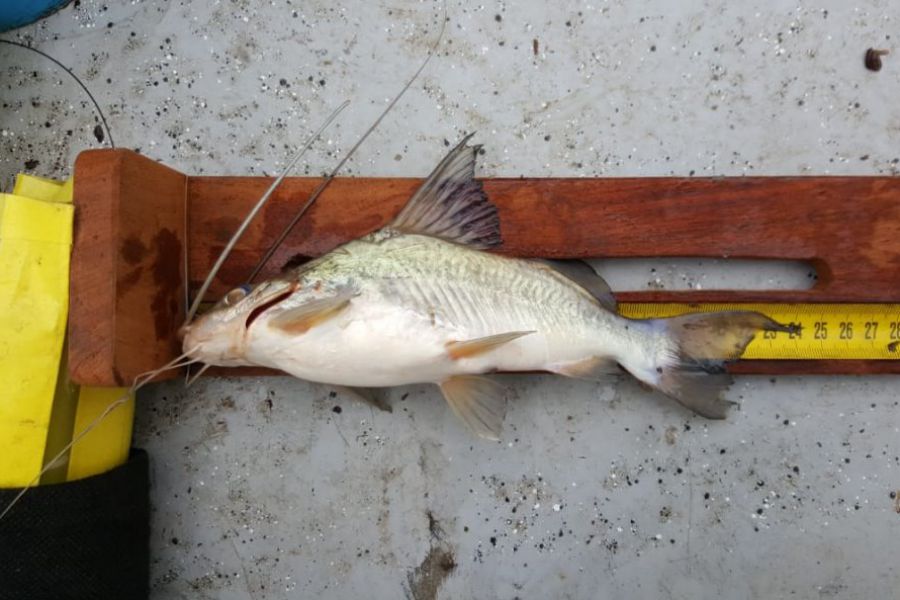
[249,292,609,387]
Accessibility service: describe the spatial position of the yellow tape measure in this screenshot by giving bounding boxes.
[619,303,900,360]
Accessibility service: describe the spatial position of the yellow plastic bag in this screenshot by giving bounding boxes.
[0,174,133,487]
[0,179,73,486]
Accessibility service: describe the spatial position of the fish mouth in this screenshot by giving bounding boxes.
[179,321,215,361]
[178,323,211,359]
[180,320,251,366]
[181,335,240,366]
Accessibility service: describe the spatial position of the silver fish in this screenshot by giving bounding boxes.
[182,135,791,439]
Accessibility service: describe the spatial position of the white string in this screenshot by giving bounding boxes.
[0,349,201,521]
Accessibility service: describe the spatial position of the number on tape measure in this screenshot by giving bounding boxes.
[618,303,900,360]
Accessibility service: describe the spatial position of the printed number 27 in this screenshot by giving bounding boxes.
[864,322,878,340]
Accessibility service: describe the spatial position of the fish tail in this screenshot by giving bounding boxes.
[620,311,796,418]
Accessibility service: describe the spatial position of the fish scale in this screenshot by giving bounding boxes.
[353,234,601,336]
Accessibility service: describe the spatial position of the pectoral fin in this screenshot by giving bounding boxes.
[269,292,353,334]
[439,375,507,440]
[446,331,534,360]
[333,386,392,413]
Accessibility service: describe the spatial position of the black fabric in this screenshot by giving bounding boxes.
[0,449,150,600]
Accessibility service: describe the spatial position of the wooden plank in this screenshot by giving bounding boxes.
[188,176,900,302]
[68,149,900,384]
[70,150,187,386]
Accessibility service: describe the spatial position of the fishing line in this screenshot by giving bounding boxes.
[246,0,450,282]
[0,38,115,148]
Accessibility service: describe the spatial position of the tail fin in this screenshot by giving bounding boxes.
[624,311,796,419]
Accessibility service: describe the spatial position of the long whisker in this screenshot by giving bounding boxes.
[0,348,201,522]
[146,348,199,373]
[133,354,199,389]
[134,364,195,390]
[133,347,201,379]
[184,100,351,324]
[246,0,449,282]
[185,364,211,387]
[176,352,202,382]
[0,389,133,522]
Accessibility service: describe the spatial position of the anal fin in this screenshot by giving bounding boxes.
[551,356,621,381]
[439,375,506,440]
[658,369,736,419]
[446,331,534,360]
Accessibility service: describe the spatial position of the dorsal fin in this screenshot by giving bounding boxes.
[388,134,501,249]
[535,259,617,312]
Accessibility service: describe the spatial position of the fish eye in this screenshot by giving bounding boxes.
[223,285,251,306]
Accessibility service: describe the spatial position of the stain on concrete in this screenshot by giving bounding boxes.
[405,512,456,600]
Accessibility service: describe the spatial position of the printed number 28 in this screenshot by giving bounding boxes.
[890,322,900,340]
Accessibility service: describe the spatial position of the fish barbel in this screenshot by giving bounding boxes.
[182,135,793,439]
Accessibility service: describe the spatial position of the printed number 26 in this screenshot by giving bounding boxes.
[839,322,853,340]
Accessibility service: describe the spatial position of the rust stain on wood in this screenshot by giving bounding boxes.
[118,266,143,294]
[150,228,182,341]
[120,236,147,265]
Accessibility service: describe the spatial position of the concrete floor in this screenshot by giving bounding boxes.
[2,1,899,598]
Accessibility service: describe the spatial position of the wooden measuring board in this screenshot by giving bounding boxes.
[69,149,900,386]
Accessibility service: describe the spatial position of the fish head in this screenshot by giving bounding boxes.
[180,279,296,366]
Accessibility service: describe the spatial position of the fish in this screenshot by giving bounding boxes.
[181,135,794,440]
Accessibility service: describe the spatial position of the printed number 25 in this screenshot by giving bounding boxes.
[814,321,828,340]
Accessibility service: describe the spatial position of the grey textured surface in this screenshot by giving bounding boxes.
[2,1,899,598]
